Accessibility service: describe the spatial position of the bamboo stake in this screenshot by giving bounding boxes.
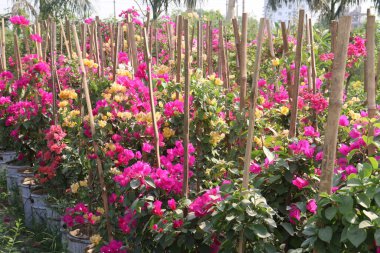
[166,22,173,62]
[208,21,213,74]
[266,19,275,58]
[93,22,101,77]
[330,20,338,54]
[218,21,228,88]
[82,24,87,58]
[66,18,73,55]
[14,33,23,77]
[182,18,190,198]
[128,15,138,74]
[72,24,113,240]
[176,15,183,85]
[37,22,43,58]
[205,21,210,76]
[232,18,241,68]
[142,28,161,169]
[197,20,203,73]
[218,21,222,78]
[23,27,30,55]
[110,23,114,62]
[289,10,305,139]
[364,9,371,92]
[112,22,121,82]
[366,15,377,156]
[239,13,248,111]
[51,22,57,124]
[319,16,352,195]
[305,14,312,89]
[1,18,6,70]
[43,20,50,61]
[96,17,105,77]
[309,19,318,130]
[238,18,266,253]
[155,26,159,64]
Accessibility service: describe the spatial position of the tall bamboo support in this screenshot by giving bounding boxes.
[366,15,377,156]
[50,22,57,124]
[96,16,105,76]
[72,24,113,240]
[319,16,352,194]
[309,19,318,130]
[143,28,161,169]
[238,18,266,253]
[305,14,312,89]
[128,15,138,73]
[289,10,305,139]
[239,13,248,111]
[197,20,203,73]
[112,23,121,82]
[266,19,275,58]
[208,21,213,74]
[1,18,6,70]
[176,15,183,84]
[182,19,190,198]
[232,18,241,68]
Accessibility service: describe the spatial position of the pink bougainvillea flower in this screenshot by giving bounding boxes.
[289,204,301,224]
[10,15,30,26]
[249,162,261,174]
[152,200,163,216]
[142,142,154,153]
[304,126,320,137]
[292,177,309,190]
[168,199,176,210]
[339,115,349,126]
[306,199,317,214]
[84,18,93,24]
[30,34,42,43]
[100,240,126,253]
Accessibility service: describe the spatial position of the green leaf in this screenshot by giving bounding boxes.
[358,220,372,229]
[281,222,295,235]
[250,224,271,238]
[145,177,156,188]
[264,218,277,228]
[324,207,337,220]
[263,146,275,162]
[347,225,367,248]
[130,179,141,189]
[318,226,333,243]
[226,215,235,221]
[363,210,379,221]
[368,157,378,170]
[374,192,380,207]
[338,196,353,215]
[356,193,371,208]
[359,163,373,179]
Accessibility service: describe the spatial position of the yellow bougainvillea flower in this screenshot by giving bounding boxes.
[280,106,289,115]
[59,89,78,100]
[272,58,280,66]
[90,234,102,245]
[214,78,223,86]
[70,182,79,193]
[163,127,175,138]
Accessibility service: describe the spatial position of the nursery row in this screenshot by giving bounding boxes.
[0,7,379,253]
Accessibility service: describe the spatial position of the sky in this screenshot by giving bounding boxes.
[0,0,375,20]
[0,0,265,19]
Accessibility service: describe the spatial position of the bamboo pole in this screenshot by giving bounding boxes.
[82,24,87,58]
[319,16,352,194]
[208,21,213,74]
[142,28,161,168]
[110,23,114,62]
[197,20,203,72]
[266,19,275,58]
[238,18,266,253]
[1,18,6,70]
[128,15,138,74]
[289,10,305,139]
[218,21,228,88]
[205,21,210,76]
[305,14,312,89]
[167,22,173,63]
[281,21,292,101]
[93,23,101,77]
[309,19,318,130]
[232,18,241,68]
[43,20,50,61]
[239,13,248,111]
[72,24,113,240]
[112,22,121,82]
[66,18,73,55]
[51,22,57,125]
[366,15,377,156]
[182,18,190,198]
[37,22,43,58]
[14,33,23,77]
[176,15,183,85]
[364,9,371,92]
[96,16,105,77]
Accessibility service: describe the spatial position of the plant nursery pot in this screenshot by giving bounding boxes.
[31,189,49,225]
[0,150,17,164]
[6,164,31,204]
[19,177,36,228]
[45,205,62,233]
[67,228,91,253]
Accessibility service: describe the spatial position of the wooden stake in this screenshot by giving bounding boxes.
[142,28,161,169]
[305,14,312,89]
[366,15,377,156]
[364,9,371,92]
[232,18,241,68]
[197,20,203,73]
[128,15,138,74]
[319,16,352,194]
[309,19,318,130]
[1,18,6,70]
[72,24,113,240]
[289,10,305,139]
[112,22,121,82]
[182,18,190,198]
[239,13,248,111]
[239,18,266,253]
[208,21,213,74]
[51,22,57,125]
[176,15,183,85]
[218,21,228,88]
[266,19,275,58]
